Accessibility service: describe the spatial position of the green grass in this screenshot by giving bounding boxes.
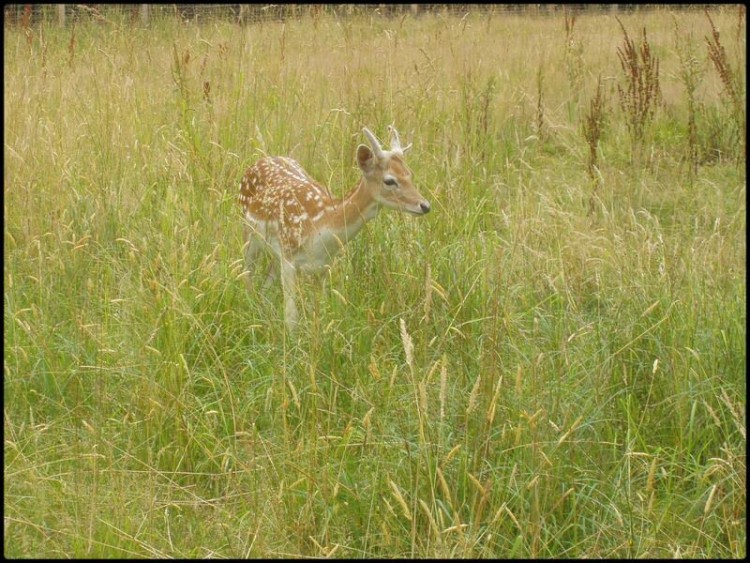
[4,6,746,558]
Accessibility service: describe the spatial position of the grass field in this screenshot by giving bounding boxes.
[4,5,746,558]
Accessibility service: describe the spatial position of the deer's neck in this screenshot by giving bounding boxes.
[327,179,380,243]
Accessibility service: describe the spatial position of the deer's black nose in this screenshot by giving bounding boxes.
[420,201,431,214]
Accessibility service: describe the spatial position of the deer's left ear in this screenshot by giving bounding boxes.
[356,144,377,173]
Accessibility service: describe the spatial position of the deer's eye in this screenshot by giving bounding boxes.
[384,178,398,187]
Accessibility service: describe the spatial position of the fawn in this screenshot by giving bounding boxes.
[239,126,430,329]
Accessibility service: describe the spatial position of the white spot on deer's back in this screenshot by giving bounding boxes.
[291,212,309,225]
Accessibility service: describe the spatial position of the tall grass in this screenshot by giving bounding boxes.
[4,7,746,558]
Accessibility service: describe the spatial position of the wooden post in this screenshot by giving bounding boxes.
[58,4,65,26]
[140,4,149,26]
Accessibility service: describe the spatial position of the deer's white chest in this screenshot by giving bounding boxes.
[294,227,347,272]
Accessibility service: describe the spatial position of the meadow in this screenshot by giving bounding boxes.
[3,5,746,557]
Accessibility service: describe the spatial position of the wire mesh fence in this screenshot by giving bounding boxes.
[4,3,711,27]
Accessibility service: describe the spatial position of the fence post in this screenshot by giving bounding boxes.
[141,4,149,26]
[58,4,65,26]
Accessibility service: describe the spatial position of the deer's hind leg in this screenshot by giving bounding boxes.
[242,224,269,292]
[280,258,299,331]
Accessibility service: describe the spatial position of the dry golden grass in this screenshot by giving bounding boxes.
[4,6,745,558]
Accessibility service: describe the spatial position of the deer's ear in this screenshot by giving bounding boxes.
[356,144,376,173]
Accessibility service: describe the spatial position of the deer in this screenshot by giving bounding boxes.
[238,126,431,331]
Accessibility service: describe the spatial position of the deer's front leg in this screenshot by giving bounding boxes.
[280,259,299,331]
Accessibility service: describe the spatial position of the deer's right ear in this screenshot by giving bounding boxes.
[356,144,376,173]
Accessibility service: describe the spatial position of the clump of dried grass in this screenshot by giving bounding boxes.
[582,74,605,214]
[704,9,746,160]
[615,17,662,165]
